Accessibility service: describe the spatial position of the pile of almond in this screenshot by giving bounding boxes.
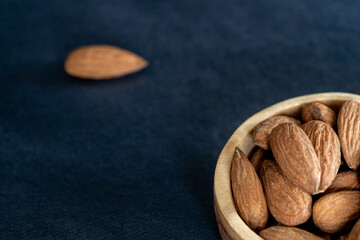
[231,100,360,240]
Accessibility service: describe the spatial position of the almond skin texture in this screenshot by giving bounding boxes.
[250,148,267,174]
[259,226,323,240]
[269,122,321,194]
[325,171,360,194]
[348,218,360,240]
[261,160,312,226]
[253,116,301,150]
[64,45,148,80]
[338,100,360,170]
[302,120,341,192]
[230,147,268,231]
[301,102,337,128]
[313,191,360,233]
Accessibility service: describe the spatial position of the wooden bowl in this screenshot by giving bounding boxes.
[214,92,360,240]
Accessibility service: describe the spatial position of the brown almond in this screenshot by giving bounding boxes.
[348,218,360,240]
[269,122,321,194]
[250,148,267,174]
[338,100,360,170]
[261,160,312,226]
[325,171,360,194]
[64,45,148,80]
[302,120,341,192]
[253,116,301,150]
[230,147,268,231]
[301,102,337,128]
[259,226,323,240]
[313,191,360,233]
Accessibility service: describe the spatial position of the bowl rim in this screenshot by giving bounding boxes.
[213,92,360,240]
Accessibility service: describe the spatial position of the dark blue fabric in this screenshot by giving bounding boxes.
[1,0,360,239]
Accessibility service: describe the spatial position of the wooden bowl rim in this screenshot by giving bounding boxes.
[213,92,360,240]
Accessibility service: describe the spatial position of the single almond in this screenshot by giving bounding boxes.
[253,116,301,150]
[301,102,337,128]
[301,120,341,192]
[231,147,268,231]
[348,218,360,240]
[261,160,312,226]
[313,191,360,233]
[325,171,360,194]
[259,226,323,240]
[269,122,321,194]
[250,148,267,174]
[64,45,148,80]
[338,100,360,170]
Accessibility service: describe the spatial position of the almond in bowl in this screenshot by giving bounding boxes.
[214,92,360,240]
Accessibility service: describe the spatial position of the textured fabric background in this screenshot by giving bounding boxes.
[1,0,360,239]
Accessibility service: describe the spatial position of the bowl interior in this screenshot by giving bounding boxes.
[214,92,360,240]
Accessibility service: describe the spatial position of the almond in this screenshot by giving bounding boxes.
[64,45,148,79]
[259,226,323,240]
[325,171,360,194]
[230,147,268,231]
[301,102,337,128]
[250,148,267,174]
[261,160,312,226]
[338,100,360,170]
[253,116,301,150]
[302,120,341,192]
[313,191,360,233]
[269,122,321,194]
[348,218,360,240]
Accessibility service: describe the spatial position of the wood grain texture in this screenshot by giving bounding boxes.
[215,203,233,240]
[301,102,337,128]
[338,100,360,170]
[214,92,360,240]
[261,160,312,226]
[301,120,341,192]
[64,45,148,79]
